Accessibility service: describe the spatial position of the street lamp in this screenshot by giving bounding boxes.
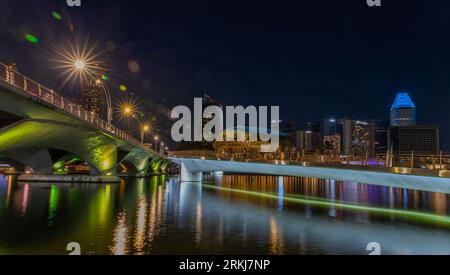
[118,101,137,132]
[73,60,113,127]
[74,60,86,70]
[154,136,159,152]
[140,123,151,144]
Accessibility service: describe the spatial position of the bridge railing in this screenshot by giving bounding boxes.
[169,150,450,170]
[0,61,140,145]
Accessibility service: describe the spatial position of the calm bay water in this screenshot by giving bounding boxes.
[0,174,449,255]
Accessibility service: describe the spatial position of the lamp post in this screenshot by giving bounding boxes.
[140,123,150,144]
[73,60,113,127]
[154,136,159,152]
[120,104,136,133]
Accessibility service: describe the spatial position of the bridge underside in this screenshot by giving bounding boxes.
[171,158,450,194]
[0,119,160,176]
[0,79,162,178]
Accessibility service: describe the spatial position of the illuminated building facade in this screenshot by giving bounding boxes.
[322,118,342,155]
[390,93,416,127]
[323,134,341,155]
[388,92,440,155]
[82,65,105,116]
[343,119,375,156]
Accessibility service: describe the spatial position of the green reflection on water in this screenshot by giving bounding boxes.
[201,183,450,226]
[48,185,59,226]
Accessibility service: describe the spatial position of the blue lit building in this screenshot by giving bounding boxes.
[390,93,416,127]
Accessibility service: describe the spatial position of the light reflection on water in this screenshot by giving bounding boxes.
[0,174,449,255]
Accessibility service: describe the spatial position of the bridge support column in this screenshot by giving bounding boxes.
[180,163,202,182]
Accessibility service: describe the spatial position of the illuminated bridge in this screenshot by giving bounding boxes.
[171,158,450,194]
[0,61,167,181]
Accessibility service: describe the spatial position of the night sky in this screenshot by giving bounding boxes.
[1,0,450,149]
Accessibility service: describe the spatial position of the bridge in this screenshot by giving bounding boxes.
[0,61,167,182]
[171,158,450,194]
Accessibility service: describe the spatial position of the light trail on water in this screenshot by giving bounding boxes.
[199,182,450,226]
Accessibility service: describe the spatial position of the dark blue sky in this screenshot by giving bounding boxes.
[1,0,450,148]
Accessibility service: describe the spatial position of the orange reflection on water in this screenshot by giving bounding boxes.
[5,176,13,207]
[111,211,129,255]
[133,196,148,254]
[269,217,285,255]
[431,193,448,215]
[195,201,202,245]
[21,184,29,216]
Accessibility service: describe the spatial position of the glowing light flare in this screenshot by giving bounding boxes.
[199,183,450,226]
[52,11,62,20]
[51,39,106,89]
[142,124,151,132]
[74,59,86,70]
[116,96,140,122]
[25,34,39,44]
[120,85,127,92]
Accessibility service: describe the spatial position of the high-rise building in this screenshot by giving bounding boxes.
[305,130,322,153]
[307,121,321,133]
[323,134,341,155]
[343,119,375,156]
[322,119,337,136]
[387,92,440,155]
[82,65,105,116]
[389,126,440,155]
[289,130,321,152]
[290,131,305,150]
[390,93,416,127]
[283,121,297,134]
[374,126,389,154]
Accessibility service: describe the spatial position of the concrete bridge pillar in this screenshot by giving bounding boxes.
[180,163,203,182]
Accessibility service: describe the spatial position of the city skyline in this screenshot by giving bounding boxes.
[0,1,450,149]
[0,0,448,258]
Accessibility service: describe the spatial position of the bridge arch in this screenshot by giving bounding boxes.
[0,148,53,174]
[0,156,26,172]
[118,160,139,175]
[0,119,118,176]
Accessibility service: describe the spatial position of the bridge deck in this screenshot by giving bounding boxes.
[171,158,450,194]
[0,61,142,147]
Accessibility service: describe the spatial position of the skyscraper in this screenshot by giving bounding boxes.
[322,119,337,136]
[343,119,375,156]
[82,65,105,116]
[390,93,416,127]
[323,134,341,155]
[322,119,341,155]
[388,92,440,155]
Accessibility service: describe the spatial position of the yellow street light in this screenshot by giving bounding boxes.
[140,123,151,143]
[74,59,86,71]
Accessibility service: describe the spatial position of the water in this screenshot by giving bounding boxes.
[0,174,449,255]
